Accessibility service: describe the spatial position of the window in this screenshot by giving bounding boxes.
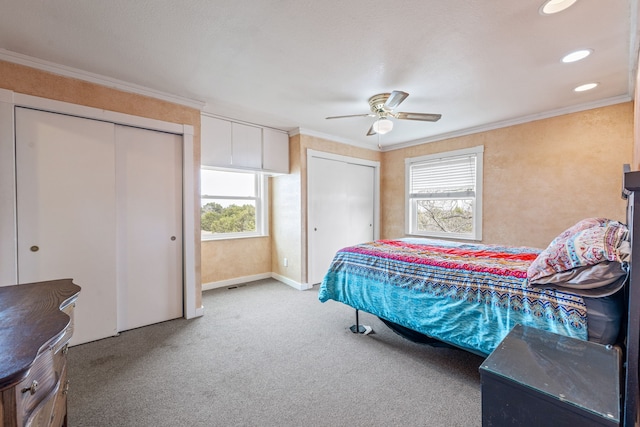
[201,168,268,240]
[405,146,483,240]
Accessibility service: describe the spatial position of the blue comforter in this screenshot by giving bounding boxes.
[318,238,587,356]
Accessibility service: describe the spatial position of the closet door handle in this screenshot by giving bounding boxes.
[30,245,39,252]
[170,236,176,241]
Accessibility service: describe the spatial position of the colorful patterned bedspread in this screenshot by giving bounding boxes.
[318,238,587,356]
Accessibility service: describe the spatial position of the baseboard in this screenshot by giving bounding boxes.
[202,273,272,291]
[271,273,312,291]
[202,273,311,292]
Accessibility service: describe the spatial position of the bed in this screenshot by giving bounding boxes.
[319,169,640,425]
[318,227,628,356]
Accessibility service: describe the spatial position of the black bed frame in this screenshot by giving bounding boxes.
[349,167,640,426]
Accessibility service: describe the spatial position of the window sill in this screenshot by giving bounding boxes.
[406,232,481,242]
[201,233,269,242]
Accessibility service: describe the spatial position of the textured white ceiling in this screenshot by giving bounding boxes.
[0,0,637,149]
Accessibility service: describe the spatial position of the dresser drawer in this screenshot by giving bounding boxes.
[26,364,67,427]
[52,303,75,355]
[14,349,59,425]
[0,280,80,427]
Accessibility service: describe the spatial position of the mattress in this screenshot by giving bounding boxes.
[318,238,624,356]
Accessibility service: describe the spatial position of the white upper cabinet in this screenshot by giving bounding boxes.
[201,114,289,174]
[262,127,289,173]
[231,122,262,169]
[201,115,231,167]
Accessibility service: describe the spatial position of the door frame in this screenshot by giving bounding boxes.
[0,88,200,320]
[306,149,380,286]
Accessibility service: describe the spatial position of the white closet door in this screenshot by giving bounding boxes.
[308,157,375,285]
[15,107,118,345]
[115,125,183,332]
[346,162,375,246]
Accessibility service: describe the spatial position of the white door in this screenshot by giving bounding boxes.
[115,125,183,331]
[308,156,375,284]
[346,162,376,245]
[15,107,118,345]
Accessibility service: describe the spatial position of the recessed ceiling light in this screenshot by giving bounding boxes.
[574,83,598,92]
[562,49,592,63]
[540,0,578,15]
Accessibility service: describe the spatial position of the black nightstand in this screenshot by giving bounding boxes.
[480,324,621,426]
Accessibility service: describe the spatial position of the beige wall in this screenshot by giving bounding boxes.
[270,134,381,285]
[382,102,634,249]
[5,59,633,298]
[201,237,272,284]
[271,134,303,283]
[0,60,203,308]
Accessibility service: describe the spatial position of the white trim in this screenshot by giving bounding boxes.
[295,97,630,153]
[385,96,630,151]
[475,151,484,241]
[295,127,381,151]
[0,89,17,286]
[202,273,310,291]
[405,145,484,241]
[199,169,269,241]
[271,273,311,291]
[307,149,381,169]
[202,273,273,291]
[307,150,381,240]
[403,145,485,164]
[182,125,200,319]
[628,0,640,94]
[0,88,200,320]
[12,92,184,134]
[306,149,381,284]
[0,49,205,110]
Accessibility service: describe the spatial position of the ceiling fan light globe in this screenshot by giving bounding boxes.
[373,118,393,134]
[539,0,577,15]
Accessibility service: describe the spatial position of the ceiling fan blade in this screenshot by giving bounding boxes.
[366,124,376,136]
[326,113,374,120]
[384,90,409,110]
[395,112,442,122]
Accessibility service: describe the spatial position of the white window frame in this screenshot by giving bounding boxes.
[200,168,269,241]
[405,145,484,241]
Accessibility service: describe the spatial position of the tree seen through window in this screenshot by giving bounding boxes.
[201,202,256,234]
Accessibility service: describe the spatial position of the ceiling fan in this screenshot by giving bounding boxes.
[326,90,442,136]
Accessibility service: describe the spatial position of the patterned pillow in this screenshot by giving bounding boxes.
[527,218,628,283]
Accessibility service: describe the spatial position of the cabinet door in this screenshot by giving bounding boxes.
[263,128,289,173]
[231,122,262,169]
[15,107,118,346]
[201,115,232,167]
[115,125,184,331]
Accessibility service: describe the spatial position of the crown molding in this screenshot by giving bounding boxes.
[382,95,632,152]
[295,95,631,153]
[0,49,205,110]
[294,127,381,151]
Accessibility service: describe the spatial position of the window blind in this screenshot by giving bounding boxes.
[410,154,476,198]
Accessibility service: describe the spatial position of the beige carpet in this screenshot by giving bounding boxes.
[67,279,483,426]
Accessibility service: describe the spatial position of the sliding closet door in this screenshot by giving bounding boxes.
[308,156,375,285]
[115,125,183,332]
[15,107,118,345]
[308,157,347,285]
[346,162,376,246]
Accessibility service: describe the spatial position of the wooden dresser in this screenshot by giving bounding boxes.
[0,279,81,427]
